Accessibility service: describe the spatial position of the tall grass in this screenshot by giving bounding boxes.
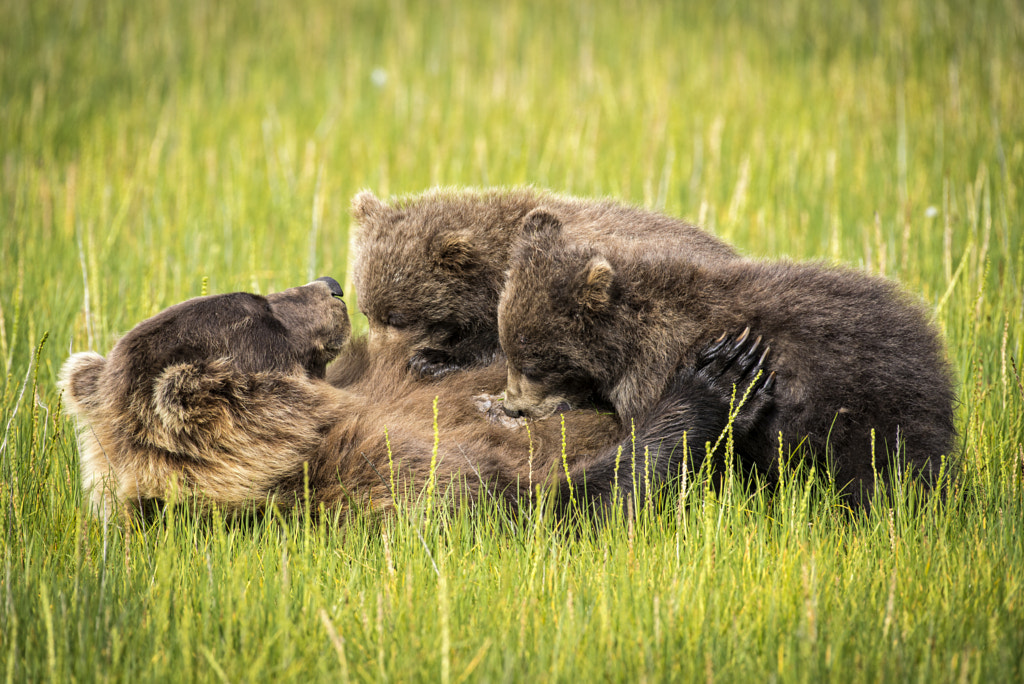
[2,0,1023,680]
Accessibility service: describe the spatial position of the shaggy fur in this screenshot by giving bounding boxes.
[61,280,774,518]
[497,210,958,500]
[351,186,739,377]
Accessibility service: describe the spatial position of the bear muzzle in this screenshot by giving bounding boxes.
[314,276,344,298]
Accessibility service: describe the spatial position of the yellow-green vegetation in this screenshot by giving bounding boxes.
[2,0,1022,680]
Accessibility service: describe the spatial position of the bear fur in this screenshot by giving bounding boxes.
[351,186,739,377]
[497,209,958,500]
[60,279,774,518]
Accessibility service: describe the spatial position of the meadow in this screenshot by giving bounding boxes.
[2,0,1023,680]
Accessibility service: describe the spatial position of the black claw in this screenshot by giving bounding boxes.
[725,330,754,365]
[695,327,775,399]
[699,331,731,364]
[737,335,764,369]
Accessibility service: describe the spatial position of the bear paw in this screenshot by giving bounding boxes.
[693,327,776,436]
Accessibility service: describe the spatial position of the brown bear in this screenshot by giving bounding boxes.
[351,187,740,378]
[497,209,958,501]
[60,277,774,518]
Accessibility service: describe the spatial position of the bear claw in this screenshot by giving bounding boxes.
[694,328,777,427]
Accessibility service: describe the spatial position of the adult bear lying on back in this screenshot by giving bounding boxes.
[60,277,774,518]
[352,187,739,377]
[497,210,958,503]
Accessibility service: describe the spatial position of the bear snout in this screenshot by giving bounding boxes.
[314,276,344,298]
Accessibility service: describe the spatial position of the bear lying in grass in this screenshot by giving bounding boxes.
[60,277,774,518]
[497,209,957,501]
[352,187,740,377]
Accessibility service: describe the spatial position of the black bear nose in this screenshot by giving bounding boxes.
[316,276,344,297]
[501,404,523,419]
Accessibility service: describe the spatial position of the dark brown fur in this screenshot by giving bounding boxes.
[498,210,958,501]
[61,280,772,518]
[351,186,739,377]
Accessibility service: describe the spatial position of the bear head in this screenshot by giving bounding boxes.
[350,188,539,376]
[60,278,350,515]
[498,209,624,420]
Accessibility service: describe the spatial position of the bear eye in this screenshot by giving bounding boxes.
[386,312,409,329]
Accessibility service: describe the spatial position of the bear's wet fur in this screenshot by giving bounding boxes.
[497,209,957,501]
[61,279,774,518]
[351,186,739,378]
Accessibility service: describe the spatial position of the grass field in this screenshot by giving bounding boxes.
[2,0,1023,680]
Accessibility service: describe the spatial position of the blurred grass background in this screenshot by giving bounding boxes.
[2,0,1023,680]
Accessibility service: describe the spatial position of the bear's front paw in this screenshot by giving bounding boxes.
[695,327,776,434]
[409,348,466,378]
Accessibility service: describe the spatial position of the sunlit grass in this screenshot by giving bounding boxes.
[2,0,1023,680]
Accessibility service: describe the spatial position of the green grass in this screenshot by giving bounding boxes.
[2,0,1023,680]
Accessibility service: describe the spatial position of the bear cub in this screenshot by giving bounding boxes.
[498,209,957,500]
[351,186,740,378]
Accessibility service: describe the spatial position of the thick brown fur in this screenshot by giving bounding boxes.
[61,280,773,518]
[351,186,739,377]
[498,210,958,501]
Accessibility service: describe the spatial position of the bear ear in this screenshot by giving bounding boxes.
[429,231,478,272]
[579,256,615,312]
[153,360,237,432]
[60,352,107,416]
[522,208,562,236]
[351,190,395,226]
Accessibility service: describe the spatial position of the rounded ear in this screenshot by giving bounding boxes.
[522,208,562,236]
[351,190,395,225]
[428,231,478,272]
[153,359,238,432]
[580,256,615,311]
[59,352,107,416]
